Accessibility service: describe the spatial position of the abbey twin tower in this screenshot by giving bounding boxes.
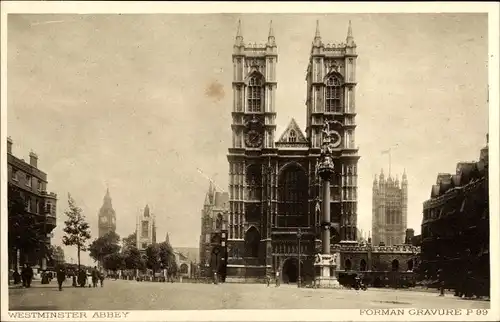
[225,20,360,282]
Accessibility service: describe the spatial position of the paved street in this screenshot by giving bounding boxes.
[9,279,489,311]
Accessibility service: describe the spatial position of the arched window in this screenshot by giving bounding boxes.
[325,75,342,113]
[246,165,262,201]
[392,259,399,272]
[360,259,367,271]
[277,164,308,227]
[288,130,297,143]
[248,76,262,112]
[180,264,188,274]
[215,214,223,230]
[244,226,260,257]
[345,259,352,271]
[407,259,414,271]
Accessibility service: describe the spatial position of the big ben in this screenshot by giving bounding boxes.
[98,188,117,238]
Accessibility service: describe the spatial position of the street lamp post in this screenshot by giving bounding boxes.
[297,228,303,288]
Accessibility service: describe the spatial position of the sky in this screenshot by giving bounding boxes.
[7,13,488,266]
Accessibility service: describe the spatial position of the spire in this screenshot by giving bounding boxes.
[346,20,354,46]
[312,20,322,47]
[267,20,276,47]
[402,168,408,182]
[144,204,150,217]
[315,20,321,39]
[234,19,243,46]
[165,233,170,244]
[373,174,378,185]
[102,188,112,207]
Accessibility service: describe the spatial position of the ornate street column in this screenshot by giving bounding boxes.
[314,121,340,288]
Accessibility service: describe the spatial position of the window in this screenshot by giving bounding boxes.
[288,130,297,143]
[141,221,149,238]
[46,202,52,214]
[26,197,31,212]
[325,76,342,113]
[25,175,32,187]
[142,243,147,249]
[36,200,40,214]
[12,170,18,181]
[247,76,262,112]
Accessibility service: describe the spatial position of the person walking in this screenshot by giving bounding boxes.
[91,267,99,288]
[56,266,66,291]
[99,271,105,287]
[24,265,34,288]
[13,270,21,285]
[275,270,280,287]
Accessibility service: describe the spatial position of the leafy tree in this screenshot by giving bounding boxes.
[122,232,137,250]
[145,244,161,274]
[158,241,175,269]
[123,246,145,271]
[89,231,121,266]
[103,252,125,272]
[8,184,46,266]
[62,194,91,270]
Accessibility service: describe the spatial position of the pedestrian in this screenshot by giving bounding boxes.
[91,266,99,288]
[99,271,105,287]
[275,270,280,287]
[78,269,87,287]
[24,265,34,288]
[56,266,66,291]
[266,274,270,287]
[13,270,21,285]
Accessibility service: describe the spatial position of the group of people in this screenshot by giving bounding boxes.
[11,265,106,291]
[11,264,34,288]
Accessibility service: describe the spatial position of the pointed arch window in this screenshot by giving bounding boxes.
[248,76,263,112]
[288,130,297,143]
[325,75,342,113]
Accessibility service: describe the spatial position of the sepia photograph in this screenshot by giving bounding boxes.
[1,2,499,321]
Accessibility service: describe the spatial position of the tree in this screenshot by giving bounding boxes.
[89,231,121,266]
[62,194,91,270]
[123,246,145,271]
[122,232,137,250]
[103,252,125,272]
[8,184,47,266]
[145,244,161,275]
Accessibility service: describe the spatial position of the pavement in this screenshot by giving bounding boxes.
[8,279,490,311]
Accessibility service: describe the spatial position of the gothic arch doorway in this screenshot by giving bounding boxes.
[407,259,414,271]
[282,258,304,284]
[344,259,352,271]
[244,226,260,258]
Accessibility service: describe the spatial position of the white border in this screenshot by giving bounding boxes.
[1,2,499,322]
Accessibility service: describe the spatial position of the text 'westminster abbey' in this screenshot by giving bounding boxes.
[225,20,359,281]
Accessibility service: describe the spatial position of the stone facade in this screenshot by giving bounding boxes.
[198,182,229,277]
[421,136,489,296]
[372,170,408,246]
[226,21,360,282]
[7,137,57,270]
[136,205,156,251]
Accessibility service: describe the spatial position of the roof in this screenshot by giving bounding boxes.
[276,118,308,147]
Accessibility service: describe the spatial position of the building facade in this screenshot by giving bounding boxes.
[136,204,157,251]
[198,182,229,277]
[226,21,360,282]
[98,188,117,238]
[7,137,57,270]
[421,137,489,296]
[372,170,408,246]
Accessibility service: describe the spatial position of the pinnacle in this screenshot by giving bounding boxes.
[315,20,321,39]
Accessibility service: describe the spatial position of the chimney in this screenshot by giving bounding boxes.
[7,137,12,154]
[29,151,38,168]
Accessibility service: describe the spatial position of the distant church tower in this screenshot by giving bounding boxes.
[372,170,408,246]
[98,188,116,238]
[136,204,157,251]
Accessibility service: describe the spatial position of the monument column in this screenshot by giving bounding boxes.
[314,121,340,288]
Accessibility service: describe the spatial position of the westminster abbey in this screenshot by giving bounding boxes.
[226,20,360,283]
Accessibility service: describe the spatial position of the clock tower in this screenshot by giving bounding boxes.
[98,188,116,238]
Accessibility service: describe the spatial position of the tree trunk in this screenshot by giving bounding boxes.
[77,244,81,270]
